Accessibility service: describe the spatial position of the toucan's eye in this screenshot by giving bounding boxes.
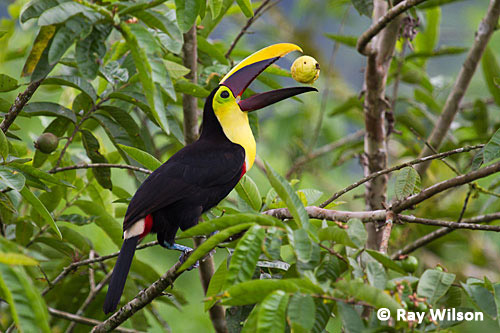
[220,90,230,99]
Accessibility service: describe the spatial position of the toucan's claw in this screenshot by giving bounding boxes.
[163,242,199,270]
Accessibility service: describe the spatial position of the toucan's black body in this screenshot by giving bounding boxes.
[125,89,245,245]
[103,43,317,315]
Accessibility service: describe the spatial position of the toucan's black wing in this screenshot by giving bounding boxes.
[123,140,245,231]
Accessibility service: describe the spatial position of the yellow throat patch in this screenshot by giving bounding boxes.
[212,86,256,170]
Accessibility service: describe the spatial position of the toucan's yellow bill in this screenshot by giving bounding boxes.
[220,43,317,111]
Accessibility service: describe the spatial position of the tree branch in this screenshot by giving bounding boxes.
[225,0,272,59]
[356,0,429,55]
[392,161,500,212]
[286,130,364,179]
[193,238,228,333]
[65,270,113,333]
[415,0,500,175]
[320,144,483,208]
[91,261,183,332]
[182,26,199,144]
[264,207,500,230]
[42,241,158,296]
[49,307,141,333]
[0,79,43,133]
[49,163,152,175]
[379,210,394,253]
[52,98,108,171]
[361,0,404,249]
[182,25,228,332]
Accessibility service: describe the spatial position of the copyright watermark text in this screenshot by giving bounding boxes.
[377,308,483,324]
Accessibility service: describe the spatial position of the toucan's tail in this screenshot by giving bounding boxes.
[103,235,139,314]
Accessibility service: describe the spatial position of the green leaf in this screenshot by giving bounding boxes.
[366,261,387,290]
[205,258,228,311]
[484,127,500,164]
[81,130,112,190]
[19,186,61,239]
[178,223,254,272]
[417,0,465,9]
[174,79,210,97]
[461,280,496,318]
[417,269,456,305]
[352,0,373,17]
[38,2,91,26]
[492,283,500,327]
[20,0,69,23]
[394,166,421,200]
[337,302,365,333]
[0,252,38,266]
[312,298,333,333]
[335,280,401,314]
[22,25,57,77]
[75,200,122,247]
[10,162,68,187]
[287,293,315,331]
[324,34,358,48]
[0,129,9,161]
[225,225,265,286]
[0,97,10,112]
[197,35,228,65]
[0,265,51,333]
[257,290,288,333]
[235,175,262,211]
[224,278,321,306]
[179,213,285,238]
[119,23,169,134]
[117,144,162,171]
[235,0,253,18]
[164,59,190,79]
[151,9,184,54]
[175,0,202,32]
[42,75,97,101]
[209,0,223,18]
[22,102,76,123]
[75,24,110,79]
[482,47,500,106]
[0,74,19,92]
[346,219,367,248]
[318,226,358,248]
[415,7,441,58]
[293,228,313,263]
[48,16,91,65]
[366,249,407,274]
[264,162,309,229]
[0,167,25,191]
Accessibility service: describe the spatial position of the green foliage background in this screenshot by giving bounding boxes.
[0,0,500,332]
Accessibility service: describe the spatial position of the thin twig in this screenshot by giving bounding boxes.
[264,206,500,229]
[1,79,44,133]
[415,0,500,175]
[49,163,152,175]
[65,270,113,333]
[320,144,483,207]
[91,261,183,332]
[391,161,500,212]
[318,243,348,264]
[48,307,141,333]
[357,0,429,55]
[392,188,473,258]
[42,241,158,296]
[308,6,351,150]
[286,130,364,179]
[52,98,109,170]
[225,0,272,59]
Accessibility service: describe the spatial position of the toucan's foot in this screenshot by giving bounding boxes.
[163,242,199,270]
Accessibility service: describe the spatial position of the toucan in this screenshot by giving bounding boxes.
[103,43,317,314]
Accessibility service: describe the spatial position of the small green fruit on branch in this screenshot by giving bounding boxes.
[34,133,59,154]
[291,56,320,84]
